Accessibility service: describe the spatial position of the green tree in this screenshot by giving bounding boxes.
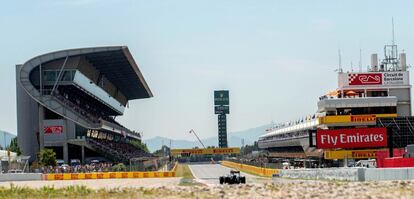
[129,140,149,153]
[153,145,170,156]
[38,149,57,167]
[6,137,22,156]
[240,141,259,156]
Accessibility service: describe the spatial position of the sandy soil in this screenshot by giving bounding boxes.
[0,178,181,189]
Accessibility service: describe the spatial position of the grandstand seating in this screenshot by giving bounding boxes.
[87,138,153,163]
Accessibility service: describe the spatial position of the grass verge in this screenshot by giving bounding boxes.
[0,184,214,199]
[175,164,203,186]
[175,164,194,179]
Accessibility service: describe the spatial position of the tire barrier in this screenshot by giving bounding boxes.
[221,161,279,177]
[42,162,179,180]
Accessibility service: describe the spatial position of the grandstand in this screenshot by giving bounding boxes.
[16,46,153,163]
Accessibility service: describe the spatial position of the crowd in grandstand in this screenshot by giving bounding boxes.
[53,87,140,138]
[54,88,101,124]
[87,138,153,163]
[259,131,309,142]
[39,162,115,173]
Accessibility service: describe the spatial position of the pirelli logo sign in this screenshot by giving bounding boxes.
[324,149,388,160]
[319,114,397,125]
[350,115,376,122]
[171,147,240,156]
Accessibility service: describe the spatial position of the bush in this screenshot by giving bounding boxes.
[38,149,57,167]
[129,140,149,153]
[112,163,126,171]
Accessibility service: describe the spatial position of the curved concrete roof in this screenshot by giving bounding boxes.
[21,46,153,100]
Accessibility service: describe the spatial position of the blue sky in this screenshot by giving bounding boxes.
[1,0,413,141]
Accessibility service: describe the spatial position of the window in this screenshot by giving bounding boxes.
[43,70,76,82]
[43,70,57,82]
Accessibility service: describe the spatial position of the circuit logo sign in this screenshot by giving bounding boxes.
[44,126,63,134]
[316,127,387,149]
[348,73,382,85]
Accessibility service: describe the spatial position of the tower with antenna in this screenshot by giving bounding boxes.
[359,48,362,72]
[381,18,400,71]
[337,49,343,73]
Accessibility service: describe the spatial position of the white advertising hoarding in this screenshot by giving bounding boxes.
[338,71,409,88]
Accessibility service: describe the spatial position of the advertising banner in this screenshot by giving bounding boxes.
[383,71,409,85]
[319,114,397,125]
[350,115,376,122]
[171,147,240,155]
[215,105,230,114]
[324,149,388,160]
[348,73,382,85]
[214,90,229,106]
[44,126,63,134]
[340,71,409,87]
[316,127,387,149]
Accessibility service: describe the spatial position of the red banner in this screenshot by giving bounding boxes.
[348,73,382,85]
[44,126,63,134]
[317,127,387,149]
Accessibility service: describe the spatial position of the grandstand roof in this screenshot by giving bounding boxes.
[83,47,153,100]
[24,46,153,100]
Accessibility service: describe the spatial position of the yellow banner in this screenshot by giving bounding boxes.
[171,147,240,155]
[324,149,388,160]
[319,114,397,125]
[42,171,175,180]
[221,161,279,177]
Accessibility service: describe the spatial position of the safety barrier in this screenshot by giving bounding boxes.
[221,161,279,177]
[279,167,414,181]
[43,162,179,180]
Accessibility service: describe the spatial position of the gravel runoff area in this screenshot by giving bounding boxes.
[1,178,414,198]
[0,178,182,189]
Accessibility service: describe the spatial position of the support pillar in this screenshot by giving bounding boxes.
[63,143,69,163]
[38,105,44,150]
[81,145,85,164]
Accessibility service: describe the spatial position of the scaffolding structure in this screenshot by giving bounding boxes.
[0,155,30,173]
[377,117,414,148]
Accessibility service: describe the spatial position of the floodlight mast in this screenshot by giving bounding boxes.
[189,129,206,149]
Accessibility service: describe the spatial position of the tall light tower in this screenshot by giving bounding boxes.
[214,90,229,148]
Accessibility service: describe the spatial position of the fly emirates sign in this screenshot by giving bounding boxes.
[316,127,387,149]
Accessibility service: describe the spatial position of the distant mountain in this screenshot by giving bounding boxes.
[143,124,270,152]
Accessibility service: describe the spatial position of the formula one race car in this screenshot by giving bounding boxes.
[219,170,246,184]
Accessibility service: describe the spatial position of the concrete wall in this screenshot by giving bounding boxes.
[279,168,363,181]
[66,120,76,140]
[389,88,411,116]
[0,173,42,182]
[279,167,414,181]
[16,65,39,162]
[364,168,414,181]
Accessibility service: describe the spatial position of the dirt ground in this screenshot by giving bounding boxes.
[0,178,181,189]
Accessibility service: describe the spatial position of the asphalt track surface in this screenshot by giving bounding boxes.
[188,163,270,185]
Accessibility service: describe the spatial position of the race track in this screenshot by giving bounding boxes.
[188,163,270,185]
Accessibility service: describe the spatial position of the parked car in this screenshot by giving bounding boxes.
[8,169,23,173]
[355,159,376,168]
[70,159,81,166]
[56,159,65,166]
